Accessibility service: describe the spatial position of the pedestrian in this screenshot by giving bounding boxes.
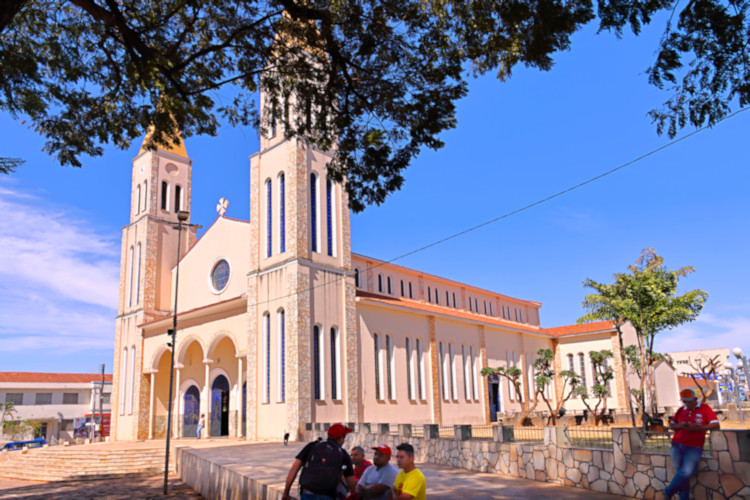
[351,446,372,482]
[663,388,720,499]
[352,444,398,500]
[282,423,356,500]
[196,414,205,439]
[391,443,425,500]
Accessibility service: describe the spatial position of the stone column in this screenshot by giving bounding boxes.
[237,355,244,437]
[173,365,182,438]
[203,359,212,436]
[428,316,442,424]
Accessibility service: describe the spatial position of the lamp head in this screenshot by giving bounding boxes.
[724,361,734,370]
[738,360,744,369]
[733,347,744,358]
[177,210,190,222]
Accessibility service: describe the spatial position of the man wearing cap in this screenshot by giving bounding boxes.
[663,388,720,500]
[282,423,356,500]
[353,445,399,500]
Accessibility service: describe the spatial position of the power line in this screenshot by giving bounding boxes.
[243,107,748,310]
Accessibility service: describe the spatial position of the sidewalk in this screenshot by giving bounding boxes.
[180,441,630,499]
[0,475,200,499]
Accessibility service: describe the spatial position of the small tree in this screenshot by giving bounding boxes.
[530,348,580,425]
[687,354,722,403]
[574,350,615,426]
[481,364,538,425]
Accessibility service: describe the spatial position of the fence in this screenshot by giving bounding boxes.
[438,426,454,439]
[564,426,613,450]
[639,429,713,456]
[470,424,494,440]
[510,426,543,443]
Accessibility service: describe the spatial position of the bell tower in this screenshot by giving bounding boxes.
[111,130,196,441]
[244,87,359,440]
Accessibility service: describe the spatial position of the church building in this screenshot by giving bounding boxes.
[111,96,668,442]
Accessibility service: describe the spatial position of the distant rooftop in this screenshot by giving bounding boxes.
[0,372,113,384]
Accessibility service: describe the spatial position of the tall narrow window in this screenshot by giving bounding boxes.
[326,178,335,256]
[174,184,182,212]
[462,345,470,400]
[484,301,488,315]
[470,346,478,400]
[519,310,524,323]
[435,288,439,304]
[135,243,142,305]
[446,291,450,306]
[119,348,128,415]
[161,181,168,211]
[279,173,285,253]
[310,173,319,252]
[386,334,395,399]
[578,353,587,390]
[378,274,383,293]
[266,179,272,258]
[374,334,382,399]
[474,298,479,312]
[127,246,134,307]
[489,303,494,316]
[278,309,285,402]
[439,342,447,400]
[313,326,321,399]
[128,345,136,414]
[452,293,457,308]
[142,181,148,212]
[387,277,392,295]
[468,296,473,312]
[330,327,340,400]
[449,343,457,400]
[416,339,425,400]
[406,338,413,400]
[263,313,271,403]
[427,287,431,302]
[567,353,575,372]
[136,184,141,214]
[354,269,360,288]
[408,282,413,299]
[400,280,405,297]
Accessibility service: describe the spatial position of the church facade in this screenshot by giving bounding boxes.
[111,109,669,442]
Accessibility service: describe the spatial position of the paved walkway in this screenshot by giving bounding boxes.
[0,475,201,499]
[180,441,630,499]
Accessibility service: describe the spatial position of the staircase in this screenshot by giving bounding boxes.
[0,444,177,482]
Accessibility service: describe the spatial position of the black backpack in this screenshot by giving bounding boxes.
[299,439,345,493]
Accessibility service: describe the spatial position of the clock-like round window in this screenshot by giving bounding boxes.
[211,260,230,292]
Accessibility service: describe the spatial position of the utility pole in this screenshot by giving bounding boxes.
[100,364,105,440]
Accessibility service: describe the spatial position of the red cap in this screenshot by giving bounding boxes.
[328,423,353,439]
[372,444,392,456]
[680,389,697,401]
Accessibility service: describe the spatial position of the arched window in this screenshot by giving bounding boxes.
[474,298,479,312]
[427,287,431,302]
[127,246,134,307]
[387,276,392,295]
[174,184,182,212]
[310,173,320,252]
[435,288,439,305]
[330,327,340,400]
[468,296,472,312]
[161,181,169,211]
[567,353,575,371]
[578,353,587,390]
[386,334,395,399]
[265,179,272,258]
[452,293,457,308]
[128,345,136,414]
[135,243,142,305]
[278,309,285,402]
[446,291,450,306]
[489,303,494,316]
[262,312,271,403]
[142,181,148,212]
[378,274,383,293]
[313,325,325,400]
[354,268,360,288]
[326,178,336,256]
[484,301,488,315]
[119,348,128,415]
[278,173,285,253]
[135,184,141,214]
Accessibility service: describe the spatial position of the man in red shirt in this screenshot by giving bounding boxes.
[664,389,720,499]
[351,446,373,482]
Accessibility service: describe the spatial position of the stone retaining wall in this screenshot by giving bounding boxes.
[302,424,750,499]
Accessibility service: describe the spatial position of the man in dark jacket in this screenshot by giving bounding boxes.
[282,424,356,500]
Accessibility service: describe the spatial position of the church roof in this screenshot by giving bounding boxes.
[138,125,189,158]
[0,372,113,383]
[542,321,616,337]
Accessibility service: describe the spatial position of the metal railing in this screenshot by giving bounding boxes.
[470,425,494,440]
[640,430,713,456]
[411,426,424,438]
[438,426,455,439]
[511,426,544,443]
[565,426,614,450]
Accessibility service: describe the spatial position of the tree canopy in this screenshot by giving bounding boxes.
[2,0,748,210]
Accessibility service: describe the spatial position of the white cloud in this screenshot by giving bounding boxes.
[655,312,750,355]
[0,184,119,358]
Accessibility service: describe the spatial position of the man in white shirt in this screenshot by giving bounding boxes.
[354,444,399,500]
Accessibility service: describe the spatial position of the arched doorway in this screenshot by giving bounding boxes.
[210,375,230,436]
[487,374,501,422]
[183,386,200,438]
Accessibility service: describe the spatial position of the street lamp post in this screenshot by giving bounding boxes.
[732,347,749,402]
[724,362,744,425]
[163,210,190,495]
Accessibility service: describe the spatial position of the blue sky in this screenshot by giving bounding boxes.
[1,21,748,374]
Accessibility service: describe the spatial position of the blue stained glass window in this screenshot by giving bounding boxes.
[265,313,271,403]
[280,310,285,402]
[279,174,285,253]
[310,174,318,252]
[326,178,333,256]
[330,328,337,400]
[313,326,320,399]
[211,260,230,292]
[266,180,272,258]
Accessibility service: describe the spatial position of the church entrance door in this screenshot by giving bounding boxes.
[183,386,200,437]
[487,374,500,422]
[210,375,230,436]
